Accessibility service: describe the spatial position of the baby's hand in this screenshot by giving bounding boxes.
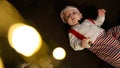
[81,38,91,48]
[98,9,106,17]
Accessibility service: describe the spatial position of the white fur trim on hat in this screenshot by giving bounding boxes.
[60,6,80,23]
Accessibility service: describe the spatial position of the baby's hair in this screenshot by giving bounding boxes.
[60,6,80,23]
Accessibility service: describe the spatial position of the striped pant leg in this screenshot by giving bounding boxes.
[89,32,120,68]
[107,25,120,40]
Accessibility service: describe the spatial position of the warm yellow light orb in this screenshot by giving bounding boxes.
[53,47,66,60]
[0,58,4,68]
[8,23,42,57]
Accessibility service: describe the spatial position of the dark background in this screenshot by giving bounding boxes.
[1,0,120,68]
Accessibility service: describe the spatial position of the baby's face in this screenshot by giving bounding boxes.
[64,9,82,26]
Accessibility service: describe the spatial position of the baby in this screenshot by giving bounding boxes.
[60,6,120,68]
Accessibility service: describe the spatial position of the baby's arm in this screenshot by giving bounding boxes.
[69,33,91,51]
[69,33,84,51]
[95,9,106,26]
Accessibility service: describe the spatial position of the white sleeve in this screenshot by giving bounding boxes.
[68,33,84,51]
[94,16,105,26]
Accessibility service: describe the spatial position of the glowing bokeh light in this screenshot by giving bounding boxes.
[0,58,4,68]
[8,23,42,57]
[53,47,66,60]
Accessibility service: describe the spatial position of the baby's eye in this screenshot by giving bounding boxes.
[73,12,76,14]
[66,14,71,18]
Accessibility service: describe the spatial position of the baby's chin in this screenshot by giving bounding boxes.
[72,20,79,24]
[71,22,79,26]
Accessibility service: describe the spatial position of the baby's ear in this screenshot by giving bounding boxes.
[79,13,83,20]
[81,15,83,18]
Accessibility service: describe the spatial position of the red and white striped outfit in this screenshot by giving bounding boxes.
[88,26,120,68]
[68,14,120,67]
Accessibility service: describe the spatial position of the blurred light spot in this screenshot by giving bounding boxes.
[53,47,66,60]
[8,23,42,57]
[0,58,4,68]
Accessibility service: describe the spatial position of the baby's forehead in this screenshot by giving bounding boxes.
[63,7,79,13]
[63,9,77,16]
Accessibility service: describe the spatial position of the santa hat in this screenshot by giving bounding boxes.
[60,6,80,23]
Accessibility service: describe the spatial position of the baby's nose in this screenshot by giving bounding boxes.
[71,15,75,19]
